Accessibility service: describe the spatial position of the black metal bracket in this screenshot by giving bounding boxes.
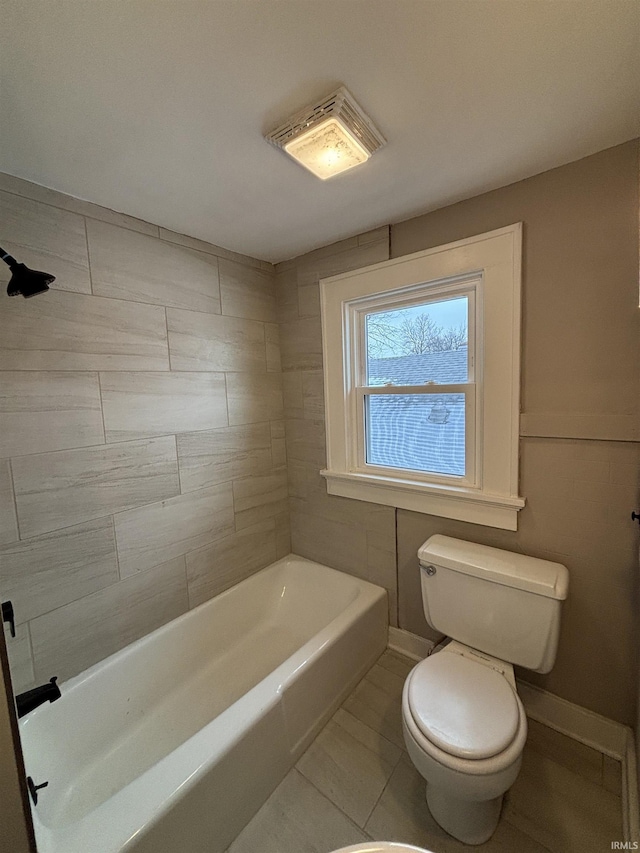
[27,776,48,806]
[2,600,15,638]
[632,511,640,526]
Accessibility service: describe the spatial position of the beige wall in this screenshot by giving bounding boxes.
[392,141,639,726]
[279,141,639,726]
[0,173,289,690]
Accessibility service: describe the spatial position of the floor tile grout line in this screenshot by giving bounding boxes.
[289,767,371,840]
[361,745,405,831]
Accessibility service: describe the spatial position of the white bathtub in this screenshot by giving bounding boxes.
[19,556,388,853]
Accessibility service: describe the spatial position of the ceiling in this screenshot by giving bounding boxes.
[1,1,638,263]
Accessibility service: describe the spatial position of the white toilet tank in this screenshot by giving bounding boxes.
[418,535,569,673]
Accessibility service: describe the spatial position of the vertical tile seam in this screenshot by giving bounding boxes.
[182,555,193,612]
[164,307,172,371]
[173,435,183,496]
[6,458,22,542]
[110,514,122,581]
[96,371,108,445]
[222,371,231,428]
[83,215,94,295]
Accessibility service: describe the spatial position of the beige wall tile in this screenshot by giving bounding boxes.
[297,284,320,318]
[227,372,284,426]
[114,482,235,576]
[0,191,91,294]
[0,172,159,236]
[219,258,276,323]
[275,511,291,559]
[271,437,287,468]
[0,462,18,545]
[270,420,286,440]
[0,372,104,458]
[290,510,367,577]
[167,308,265,372]
[233,469,288,530]
[359,226,390,246]
[296,240,389,288]
[101,371,227,442]
[158,226,267,270]
[275,267,299,323]
[12,436,179,538]
[265,323,282,372]
[87,219,221,313]
[186,522,277,608]
[280,318,323,371]
[301,370,325,419]
[0,290,169,371]
[177,423,272,493]
[30,557,189,683]
[285,418,326,467]
[282,371,304,419]
[0,518,118,622]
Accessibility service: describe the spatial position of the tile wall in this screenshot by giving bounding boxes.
[275,228,399,625]
[0,174,289,691]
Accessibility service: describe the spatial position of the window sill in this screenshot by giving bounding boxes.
[321,469,525,531]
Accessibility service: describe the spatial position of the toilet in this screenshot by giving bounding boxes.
[402,535,569,846]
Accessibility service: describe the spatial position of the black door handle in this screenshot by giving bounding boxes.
[632,511,640,525]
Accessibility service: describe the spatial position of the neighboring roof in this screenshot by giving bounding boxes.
[368,347,468,386]
[366,348,467,477]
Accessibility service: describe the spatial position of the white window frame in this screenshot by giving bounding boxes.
[352,280,478,488]
[319,223,525,531]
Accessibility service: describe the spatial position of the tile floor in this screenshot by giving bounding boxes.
[227,649,624,853]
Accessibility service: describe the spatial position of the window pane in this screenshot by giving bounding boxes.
[365,393,465,477]
[365,296,468,386]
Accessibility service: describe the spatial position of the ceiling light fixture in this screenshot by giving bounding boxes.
[265,86,386,180]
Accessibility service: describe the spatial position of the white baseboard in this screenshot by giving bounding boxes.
[388,627,639,843]
[516,680,628,758]
[388,626,434,661]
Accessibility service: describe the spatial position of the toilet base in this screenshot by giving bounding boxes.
[425,784,502,846]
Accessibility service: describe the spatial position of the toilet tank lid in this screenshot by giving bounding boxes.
[418,535,569,600]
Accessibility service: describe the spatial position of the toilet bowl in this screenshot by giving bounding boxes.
[401,642,528,845]
[404,535,568,845]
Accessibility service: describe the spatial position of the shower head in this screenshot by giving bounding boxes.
[0,247,55,298]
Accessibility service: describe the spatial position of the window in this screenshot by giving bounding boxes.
[320,224,525,530]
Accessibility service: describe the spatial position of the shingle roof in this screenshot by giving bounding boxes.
[367,347,468,386]
[365,348,467,477]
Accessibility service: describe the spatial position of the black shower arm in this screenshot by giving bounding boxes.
[0,247,19,269]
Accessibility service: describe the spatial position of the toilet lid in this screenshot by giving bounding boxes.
[408,653,520,760]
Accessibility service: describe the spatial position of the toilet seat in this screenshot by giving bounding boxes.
[402,649,527,777]
[407,652,520,759]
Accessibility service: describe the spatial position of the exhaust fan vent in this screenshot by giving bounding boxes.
[265,86,386,180]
